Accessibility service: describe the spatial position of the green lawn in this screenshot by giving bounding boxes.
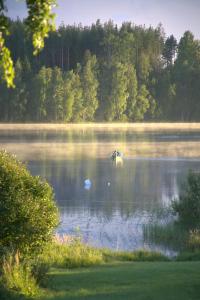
[40,262,200,300]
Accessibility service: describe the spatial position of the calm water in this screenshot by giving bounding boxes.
[1,125,200,254]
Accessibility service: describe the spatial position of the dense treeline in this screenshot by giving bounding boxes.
[1,19,200,122]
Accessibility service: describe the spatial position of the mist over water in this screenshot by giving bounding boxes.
[1,124,200,254]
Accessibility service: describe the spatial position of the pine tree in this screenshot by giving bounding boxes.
[163,35,177,66]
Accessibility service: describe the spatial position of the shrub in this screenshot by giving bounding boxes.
[172,172,200,227]
[0,151,59,257]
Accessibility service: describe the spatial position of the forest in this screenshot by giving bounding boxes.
[1,19,200,122]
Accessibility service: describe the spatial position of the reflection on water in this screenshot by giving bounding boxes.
[1,125,200,254]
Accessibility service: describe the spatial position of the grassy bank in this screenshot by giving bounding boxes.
[38,239,169,269]
[40,261,200,300]
[1,240,200,299]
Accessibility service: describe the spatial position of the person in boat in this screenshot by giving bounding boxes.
[112,150,121,160]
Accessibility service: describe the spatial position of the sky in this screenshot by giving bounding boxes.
[5,0,200,40]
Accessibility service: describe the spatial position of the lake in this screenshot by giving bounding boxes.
[1,123,200,255]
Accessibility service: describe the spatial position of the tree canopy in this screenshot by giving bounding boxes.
[1,18,200,122]
[0,0,56,87]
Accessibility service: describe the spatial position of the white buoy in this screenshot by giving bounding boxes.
[84,178,92,190]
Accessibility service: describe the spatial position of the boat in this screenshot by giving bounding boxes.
[111,150,123,165]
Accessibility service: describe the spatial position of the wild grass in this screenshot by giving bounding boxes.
[1,252,39,298]
[39,237,104,268]
[38,235,169,269]
[144,219,200,255]
[175,229,200,261]
[143,222,189,251]
[101,248,169,262]
[176,250,200,261]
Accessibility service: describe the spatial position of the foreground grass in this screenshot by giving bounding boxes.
[40,262,200,300]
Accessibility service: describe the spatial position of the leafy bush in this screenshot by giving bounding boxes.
[0,151,59,257]
[172,172,200,227]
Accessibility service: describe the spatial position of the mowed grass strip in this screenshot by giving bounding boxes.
[40,262,200,300]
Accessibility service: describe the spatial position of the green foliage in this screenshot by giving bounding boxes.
[163,35,177,66]
[133,84,150,121]
[35,66,53,121]
[0,0,56,86]
[0,150,59,256]
[47,67,64,121]
[9,60,27,120]
[31,258,50,284]
[63,69,83,122]
[143,222,189,251]
[102,249,169,262]
[71,68,84,122]
[188,229,200,250]
[1,19,200,121]
[2,252,39,297]
[39,238,104,268]
[176,250,200,261]
[81,50,99,121]
[105,62,128,121]
[37,236,168,270]
[26,0,56,55]
[0,11,15,88]
[126,64,138,120]
[0,36,15,88]
[172,172,200,227]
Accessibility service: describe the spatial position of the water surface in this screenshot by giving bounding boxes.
[1,124,200,254]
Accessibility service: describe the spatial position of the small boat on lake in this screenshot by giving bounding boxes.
[111,150,123,165]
